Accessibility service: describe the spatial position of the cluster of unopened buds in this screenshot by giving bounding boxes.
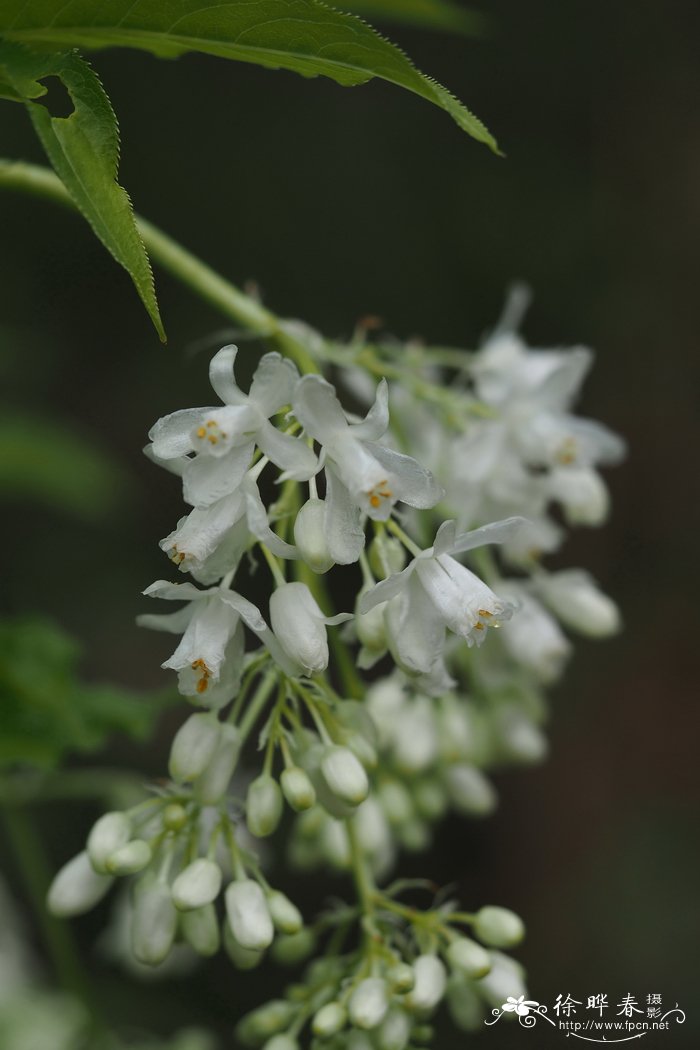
[48,290,624,1046]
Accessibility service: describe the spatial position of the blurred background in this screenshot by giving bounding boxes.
[1,0,698,1045]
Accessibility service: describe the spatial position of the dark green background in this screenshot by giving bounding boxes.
[1,1,698,1046]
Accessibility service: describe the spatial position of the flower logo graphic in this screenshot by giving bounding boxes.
[502,995,541,1017]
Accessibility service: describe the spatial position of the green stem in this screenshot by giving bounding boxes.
[0,159,318,374]
[1,806,95,1009]
[345,818,376,933]
[236,670,278,746]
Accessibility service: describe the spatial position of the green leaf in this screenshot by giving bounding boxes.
[0,617,177,770]
[0,40,165,340]
[0,0,498,152]
[0,411,128,519]
[341,0,488,37]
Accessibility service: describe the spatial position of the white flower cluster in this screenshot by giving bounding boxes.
[47,297,623,1048]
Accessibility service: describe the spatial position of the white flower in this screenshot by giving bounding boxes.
[269,581,351,675]
[160,475,296,584]
[497,582,572,683]
[293,374,442,522]
[532,569,621,637]
[360,518,523,675]
[148,346,317,507]
[138,580,296,705]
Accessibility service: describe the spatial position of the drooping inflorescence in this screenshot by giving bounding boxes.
[48,292,624,1047]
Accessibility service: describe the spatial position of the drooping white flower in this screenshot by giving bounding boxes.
[148,346,317,507]
[531,569,621,637]
[497,582,572,683]
[160,474,296,584]
[360,518,523,675]
[138,580,296,705]
[293,374,442,522]
[269,581,351,675]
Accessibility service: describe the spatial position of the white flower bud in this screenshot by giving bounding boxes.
[320,817,351,869]
[369,534,406,578]
[223,921,265,969]
[536,570,621,637]
[413,779,448,821]
[477,950,527,1008]
[87,812,132,873]
[131,879,177,965]
[378,780,414,826]
[180,902,220,956]
[446,937,492,978]
[280,766,316,811]
[548,465,609,526]
[294,498,334,573]
[445,764,497,817]
[225,879,274,951]
[393,702,438,773]
[172,858,222,911]
[397,818,430,853]
[263,1036,299,1050]
[194,723,241,805]
[312,1001,347,1037]
[237,1000,296,1044]
[169,712,222,783]
[47,850,113,917]
[105,839,152,876]
[388,963,415,993]
[473,906,525,948]
[349,977,389,1030]
[321,746,369,806]
[270,582,334,674]
[406,955,447,1013]
[247,775,283,837]
[446,973,484,1031]
[271,928,316,965]
[267,890,303,935]
[355,590,387,653]
[376,1009,411,1050]
[499,584,572,683]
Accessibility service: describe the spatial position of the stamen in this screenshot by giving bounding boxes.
[478,609,493,618]
[190,658,211,693]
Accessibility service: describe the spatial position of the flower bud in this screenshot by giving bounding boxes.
[280,766,316,811]
[223,921,265,969]
[294,498,334,574]
[131,879,177,966]
[397,818,430,853]
[271,928,316,966]
[378,780,414,826]
[349,977,389,1030]
[477,951,527,1008]
[446,937,492,979]
[247,775,283,837]
[162,803,188,831]
[413,779,448,821]
[376,1009,411,1050]
[548,466,609,526]
[321,746,369,806]
[369,535,406,578]
[105,839,152,876]
[236,1000,296,1044]
[263,1036,299,1050]
[267,890,303,935]
[446,973,484,1031]
[270,582,332,674]
[445,764,497,817]
[169,713,222,783]
[355,592,387,653]
[172,858,222,911]
[225,879,274,951]
[47,850,113,917]
[473,906,525,948]
[388,963,415,993]
[406,955,447,1013]
[180,902,220,957]
[87,812,132,874]
[347,1034,374,1050]
[312,1002,347,1037]
[194,724,241,805]
[537,570,621,637]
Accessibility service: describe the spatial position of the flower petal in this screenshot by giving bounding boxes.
[208,345,247,405]
[351,378,389,441]
[325,468,366,565]
[149,408,212,459]
[143,580,210,602]
[182,443,254,506]
[358,564,414,613]
[136,606,195,633]
[293,375,348,444]
[244,483,297,559]
[248,352,299,416]
[432,519,457,557]
[364,442,443,509]
[447,516,527,555]
[385,579,446,675]
[256,420,318,480]
[143,443,187,477]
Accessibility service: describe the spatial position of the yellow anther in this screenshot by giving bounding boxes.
[370,495,381,508]
[196,426,206,439]
[474,622,485,631]
[478,609,493,618]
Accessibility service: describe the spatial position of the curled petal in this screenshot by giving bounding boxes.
[358,564,414,614]
[365,442,443,509]
[208,345,246,405]
[351,378,389,441]
[446,516,527,556]
[149,407,212,459]
[182,444,254,507]
[256,420,318,480]
[293,375,348,444]
[248,352,299,415]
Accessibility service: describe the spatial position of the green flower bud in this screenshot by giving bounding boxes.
[223,921,265,970]
[169,713,221,783]
[271,928,316,966]
[47,850,113,917]
[247,775,284,837]
[413,779,448,821]
[131,879,177,966]
[267,890,303,935]
[105,839,152,875]
[194,724,241,805]
[87,811,132,874]
[473,906,525,948]
[445,937,492,978]
[312,1002,347,1037]
[369,535,406,578]
[348,978,389,1030]
[263,1036,299,1050]
[281,766,317,811]
[355,595,387,654]
[225,879,274,951]
[162,803,188,832]
[388,963,415,993]
[378,780,414,826]
[446,973,484,1032]
[236,1000,296,1045]
[376,1009,411,1050]
[172,858,222,911]
[294,498,334,574]
[397,819,430,853]
[321,746,369,806]
[180,903,220,957]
